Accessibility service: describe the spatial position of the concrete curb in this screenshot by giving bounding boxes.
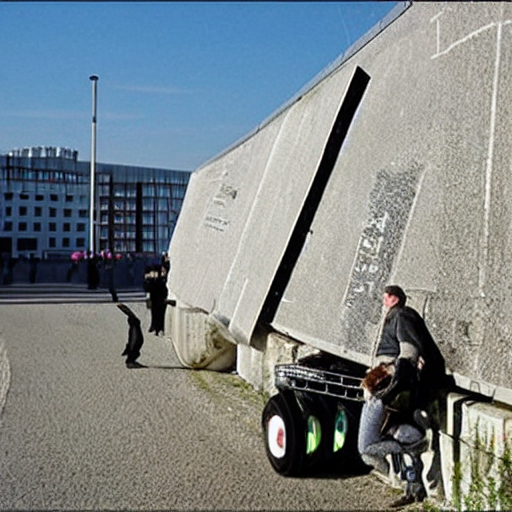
[0,337,11,418]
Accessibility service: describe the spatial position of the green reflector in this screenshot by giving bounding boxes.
[306,416,322,455]
[333,408,348,453]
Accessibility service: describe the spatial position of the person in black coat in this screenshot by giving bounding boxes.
[143,265,168,336]
[118,304,145,368]
[372,285,450,503]
[375,285,447,409]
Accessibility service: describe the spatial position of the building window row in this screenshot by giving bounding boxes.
[3,191,87,203]
[3,221,86,232]
[3,206,88,218]
[48,237,86,249]
[1,167,86,185]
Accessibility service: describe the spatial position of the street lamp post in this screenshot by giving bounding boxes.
[89,75,99,255]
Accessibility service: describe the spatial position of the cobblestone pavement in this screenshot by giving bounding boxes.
[0,300,430,510]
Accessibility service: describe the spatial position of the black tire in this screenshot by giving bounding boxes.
[294,392,333,470]
[328,399,367,473]
[262,390,307,476]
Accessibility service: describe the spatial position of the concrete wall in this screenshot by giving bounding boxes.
[168,1,512,398]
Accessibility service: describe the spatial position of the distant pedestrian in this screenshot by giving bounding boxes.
[126,253,135,284]
[29,254,38,283]
[104,252,118,302]
[2,254,14,285]
[0,253,5,285]
[87,253,100,290]
[67,252,82,282]
[143,265,168,336]
[118,303,145,368]
[161,252,170,275]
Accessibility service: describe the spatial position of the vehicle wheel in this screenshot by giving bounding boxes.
[294,392,333,470]
[329,400,367,472]
[262,390,306,476]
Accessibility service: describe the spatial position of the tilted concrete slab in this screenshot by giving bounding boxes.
[168,2,512,399]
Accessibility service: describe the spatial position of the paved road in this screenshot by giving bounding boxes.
[0,283,145,305]
[0,295,410,510]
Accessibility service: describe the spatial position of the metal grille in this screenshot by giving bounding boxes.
[275,364,364,402]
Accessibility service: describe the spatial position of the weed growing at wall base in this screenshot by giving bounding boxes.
[452,421,512,511]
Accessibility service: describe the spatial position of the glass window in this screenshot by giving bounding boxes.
[63,223,71,232]
[62,238,70,248]
[77,223,86,232]
[64,209,72,217]
[34,222,41,232]
[158,187,171,198]
[143,241,155,252]
[4,221,12,231]
[49,222,56,232]
[4,193,13,200]
[34,206,42,216]
[50,194,58,201]
[5,206,11,216]
[20,193,29,200]
[79,209,88,218]
[19,222,27,231]
[76,238,85,248]
[99,185,110,196]
[19,206,27,216]
[49,207,57,217]
[49,237,56,248]
[66,195,74,202]
[35,194,44,201]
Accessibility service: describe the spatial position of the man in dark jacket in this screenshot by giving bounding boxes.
[371,285,449,506]
[375,285,447,409]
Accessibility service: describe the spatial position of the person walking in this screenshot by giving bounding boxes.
[161,252,170,275]
[143,265,168,336]
[28,254,38,283]
[87,252,100,290]
[104,252,118,302]
[118,304,145,368]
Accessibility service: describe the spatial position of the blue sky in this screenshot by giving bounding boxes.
[0,2,398,171]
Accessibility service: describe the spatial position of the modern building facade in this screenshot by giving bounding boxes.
[0,146,190,259]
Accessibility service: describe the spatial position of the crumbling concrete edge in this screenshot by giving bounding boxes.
[0,337,11,419]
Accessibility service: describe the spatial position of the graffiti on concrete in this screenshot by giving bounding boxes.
[341,163,422,352]
[204,183,238,232]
